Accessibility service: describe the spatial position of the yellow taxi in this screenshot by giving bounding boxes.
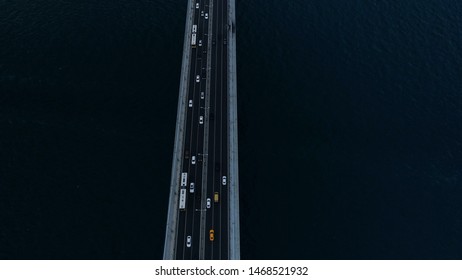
[209,229,215,241]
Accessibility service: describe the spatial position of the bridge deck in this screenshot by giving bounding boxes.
[163,0,239,260]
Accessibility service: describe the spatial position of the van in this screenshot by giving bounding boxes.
[214,192,219,203]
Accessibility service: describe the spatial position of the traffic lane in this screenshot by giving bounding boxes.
[221,66,229,259]
[212,0,226,259]
[211,57,223,257]
[204,41,218,260]
[220,0,229,260]
[203,0,220,259]
[176,45,200,260]
[205,0,219,259]
[220,60,229,259]
[178,75,197,258]
[177,2,206,256]
[204,0,222,260]
[192,13,210,259]
[193,0,210,260]
[204,74,217,259]
[186,56,206,259]
[188,90,202,260]
[183,42,204,259]
[191,132,205,259]
[176,0,210,260]
[191,56,207,259]
[190,129,204,259]
[176,67,197,259]
[190,1,208,223]
[204,49,218,258]
[214,60,228,258]
[176,205,186,258]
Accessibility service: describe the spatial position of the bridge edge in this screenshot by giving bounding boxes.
[163,0,194,260]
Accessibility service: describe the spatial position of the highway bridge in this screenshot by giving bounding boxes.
[163,0,239,260]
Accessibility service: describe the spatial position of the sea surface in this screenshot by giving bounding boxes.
[1,0,461,259]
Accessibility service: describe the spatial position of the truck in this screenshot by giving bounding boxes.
[179,189,186,210]
[181,172,188,187]
[191,33,197,47]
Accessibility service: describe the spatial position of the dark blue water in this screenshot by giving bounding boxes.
[1,0,461,259]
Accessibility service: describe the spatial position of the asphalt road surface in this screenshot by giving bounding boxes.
[175,0,229,260]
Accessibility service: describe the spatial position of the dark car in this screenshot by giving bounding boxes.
[185,150,190,159]
[215,162,220,172]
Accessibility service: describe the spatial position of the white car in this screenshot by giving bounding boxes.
[198,40,202,47]
[187,236,192,247]
[201,10,204,17]
[199,116,204,124]
[222,176,227,185]
[191,156,196,165]
[189,100,193,107]
[206,198,211,209]
[205,13,208,20]
[201,92,204,99]
[190,182,195,193]
[195,3,199,9]
[196,75,200,82]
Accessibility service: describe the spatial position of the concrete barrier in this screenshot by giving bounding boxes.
[228,0,240,260]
